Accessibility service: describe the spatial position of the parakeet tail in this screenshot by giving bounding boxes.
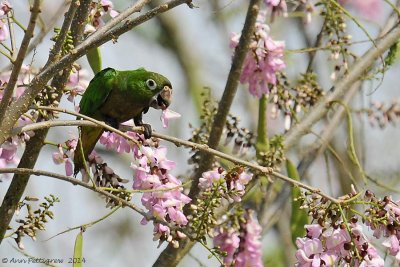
[73,126,104,177]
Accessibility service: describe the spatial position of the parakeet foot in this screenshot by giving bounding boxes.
[142,124,152,139]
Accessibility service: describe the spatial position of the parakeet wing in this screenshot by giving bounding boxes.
[79,67,117,116]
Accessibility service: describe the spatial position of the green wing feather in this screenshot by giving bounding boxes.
[79,67,116,116]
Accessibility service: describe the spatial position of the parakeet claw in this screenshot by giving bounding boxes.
[142,124,152,139]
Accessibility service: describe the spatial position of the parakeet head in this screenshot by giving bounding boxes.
[129,68,172,111]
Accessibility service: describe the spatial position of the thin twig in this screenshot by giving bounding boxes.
[45,206,120,241]
[0,48,12,60]
[0,0,42,124]
[31,105,140,146]
[46,0,79,64]
[26,3,69,57]
[6,11,16,60]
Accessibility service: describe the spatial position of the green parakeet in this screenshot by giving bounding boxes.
[73,67,172,175]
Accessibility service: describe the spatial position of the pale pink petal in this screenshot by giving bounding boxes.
[65,159,73,176]
[160,109,181,128]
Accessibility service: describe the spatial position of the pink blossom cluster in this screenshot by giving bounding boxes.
[199,168,252,202]
[366,196,400,262]
[295,223,384,267]
[100,130,140,154]
[52,138,77,177]
[85,0,119,34]
[98,130,190,244]
[0,65,36,96]
[230,12,285,98]
[264,0,287,15]
[0,1,12,42]
[338,0,382,20]
[131,144,191,245]
[214,228,240,265]
[213,211,263,267]
[0,117,34,179]
[0,66,37,179]
[65,69,90,104]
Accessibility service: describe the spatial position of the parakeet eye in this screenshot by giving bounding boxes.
[146,79,157,90]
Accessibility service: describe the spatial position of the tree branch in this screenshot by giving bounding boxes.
[187,0,262,204]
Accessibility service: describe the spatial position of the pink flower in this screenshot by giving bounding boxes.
[382,235,400,261]
[160,109,181,128]
[199,169,223,189]
[0,142,18,163]
[213,211,263,267]
[100,131,139,154]
[265,0,280,5]
[235,213,263,267]
[264,0,287,15]
[0,116,35,179]
[305,224,323,239]
[295,222,385,267]
[52,138,77,177]
[296,238,324,266]
[88,0,119,30]
[0,20,9,42]
[100,0,119,18]
[323,227,350,251]
[213,228,240,265]
[231,13,285,98]
[199,168,253,202]
[0,65,36,97]
[66,69,89,102]
[0,1,12,16]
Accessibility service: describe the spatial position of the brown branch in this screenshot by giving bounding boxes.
[0,0,42,123]
[187,0,262,203]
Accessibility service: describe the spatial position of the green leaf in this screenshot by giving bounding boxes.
[287,159,308,245]
[73,230,84,267]
[86,47,102,74]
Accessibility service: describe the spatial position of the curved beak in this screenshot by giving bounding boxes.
[149,85,172,110]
